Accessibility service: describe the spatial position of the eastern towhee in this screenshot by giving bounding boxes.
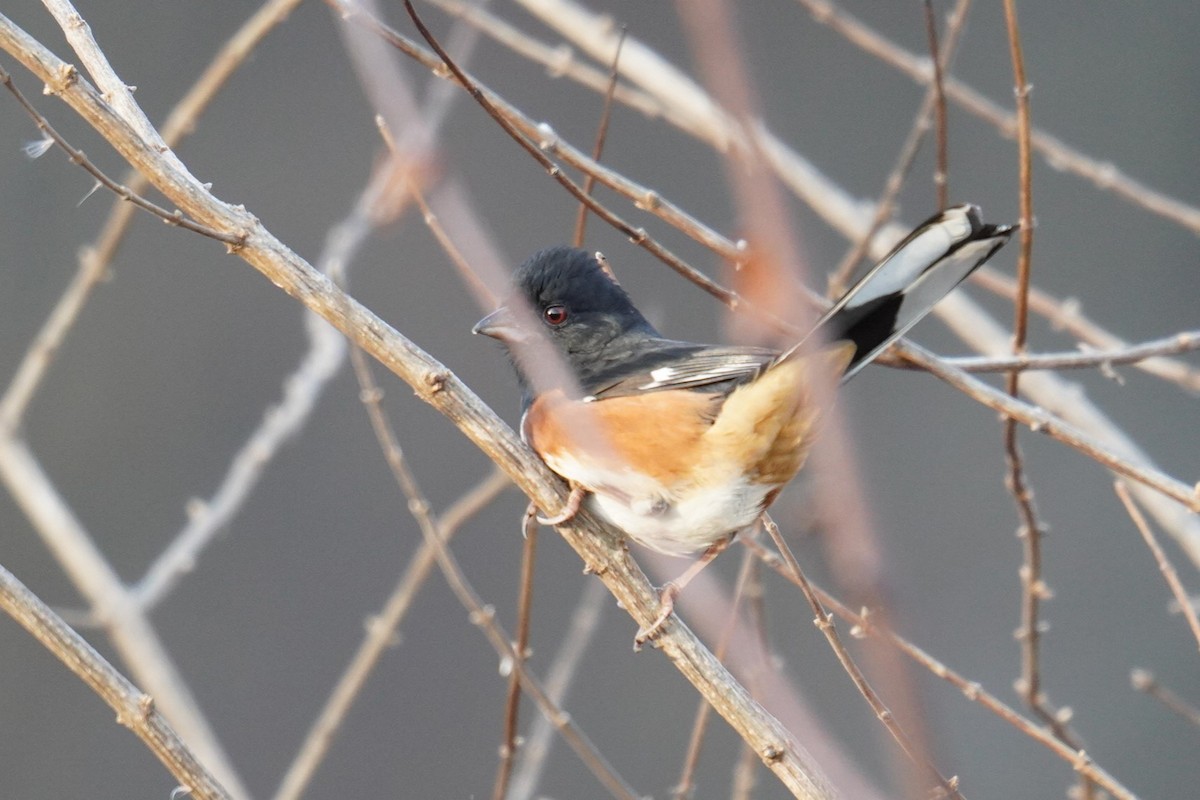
[475,204,1012,639]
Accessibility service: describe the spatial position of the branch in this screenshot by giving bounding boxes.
[941,332,1200,375]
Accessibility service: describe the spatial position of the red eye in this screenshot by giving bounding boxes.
[543,304,568,326]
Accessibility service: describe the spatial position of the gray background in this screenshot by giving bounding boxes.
[0,1,1197,798]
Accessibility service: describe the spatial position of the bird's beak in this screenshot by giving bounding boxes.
[472,306,527,343]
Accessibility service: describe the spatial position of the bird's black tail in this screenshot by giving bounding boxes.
[815,204,1013,380]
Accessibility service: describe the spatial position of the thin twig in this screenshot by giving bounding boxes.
[573,26,626,248]
[923,0,949,210]
[972,268,1200,393]
[940,332,1200,374]
[740,537,1141,800]
[273,468,510,800]
[730,557,769,800]
[1116,483,1200,652]
[0,562,233,800]
[1131,670,1200,730]
[1000,0,1077,755]
[828,0,969,316]
[335,0,760,309]
[508,580,608,800]
[759,516,965,800]
[672,548,759,800]
[493,511,539,800]
[0,68,242,246]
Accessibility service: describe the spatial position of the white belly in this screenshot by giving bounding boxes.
[589,479,770,556]
[543,448,770,555]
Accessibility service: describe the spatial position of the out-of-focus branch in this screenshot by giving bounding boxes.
[508,580,608,800]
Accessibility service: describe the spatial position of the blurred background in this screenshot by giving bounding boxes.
[0,1,1197,798]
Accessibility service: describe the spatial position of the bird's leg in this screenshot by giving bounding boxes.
[536,484,588,526]
[634,532,736,645]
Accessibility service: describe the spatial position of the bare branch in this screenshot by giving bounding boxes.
[941,332,1200,375]
[573,26,626,248]
[0,67,242,246]
[493,512,539,800]
[922,0,950,210]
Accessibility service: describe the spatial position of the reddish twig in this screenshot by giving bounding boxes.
[759,517,965,800]
[493,511,540,800]
[1000,2,1080,761]
[922,0,950,210]
[573,26,626,248]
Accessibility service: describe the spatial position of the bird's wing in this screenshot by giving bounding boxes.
[584,342,778,400]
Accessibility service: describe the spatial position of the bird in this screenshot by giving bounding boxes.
[474,204,1012,640]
